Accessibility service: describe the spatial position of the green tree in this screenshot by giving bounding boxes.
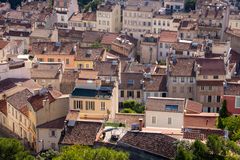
[120,108,136,113]
[191,140,208,160]
[219,100,228,118]
[90,41,102,48]
[54,145,129,160]
[122,100,145,113]
[206,135,226,158]
[37,149,59,160]
[175,146,193,160]
[223,116,240,141]
[0,138,34,160]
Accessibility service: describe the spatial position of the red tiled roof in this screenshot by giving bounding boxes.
[159,31,178,43]
[183,128,224,140]
[101,33,118,45]
[37,117,66,129]
[196,58,225,75]
[197,81,224,86]
[119,131,177,159]
[27,90,62,112]
[60,121,102,145]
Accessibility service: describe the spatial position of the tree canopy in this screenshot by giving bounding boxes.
[175,135,240,160]
[121,100,145,113]
[53,145,129,160]
[185,0,196,12]
[0,138,34,160]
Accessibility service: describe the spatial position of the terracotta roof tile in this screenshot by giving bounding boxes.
[144,75,167,92]
[7,89,32,109]
[159,31,178,43]
[119,73,144,90]
[183,128,224,140]
[37,117,66,129]
[60,121,102,145]
[118,131,177,159]
[196,58,225,75]
[170,58,195,77]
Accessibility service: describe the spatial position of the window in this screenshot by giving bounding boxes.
[209,86,212,90]
[213,75,219,79]
[86,64,89,69]
[188,87,192,93]
[48,58,54,62]
[15,110,17,119]
[235,96,240,108]
[101,102,105,111]
[86,101,95,110]
[50,130,56,137]
[38,58,43,62]
[172,86,177,93]
[74,100,83,110]
[181,77,184,83]
[201,86,204,90]
[137,91,141,98]
[165,105,178,112]
[190,77,193,83]
[151,116,156,124]
[146,92,150,98]
[208,96,212,103]
[120,91,124,97]
[159,43,163,48]
[203,75,208,79]
[66,59,69,65]
[127,91,134,98]
[58,58,61,62]
[20,115,22,122]
[154,92,158,97]
[173,77,177,82]
[217,96,221,103]
[168,117,172,125]
[61,16,64,21]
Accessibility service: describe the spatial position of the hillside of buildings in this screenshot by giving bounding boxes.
[0,0,240,159]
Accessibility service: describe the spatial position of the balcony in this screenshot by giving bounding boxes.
[198,23,222,30]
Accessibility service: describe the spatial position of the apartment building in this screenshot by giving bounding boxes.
[69,84,118,120]
[228,11,240,30]
[158,31,178,60]
[179,20,198,40]
[168,58,196,100]
[195,58,225,113]
[145,97,185,129]
[96,3,121,33]
[164,0,184,13]
[197,2,230,40]
[140,33,159,64]
[152,13,179,34]
[30,63,64,91]
[75,48,105,69]
[31,42,78,69]
[54,0,79,28]
[68,12,97,31]
[123,5,154,39]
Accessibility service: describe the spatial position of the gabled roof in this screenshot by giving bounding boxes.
[196,58,225,75]
[118,131,177,159]
[37,117,66,129]
[170,58,195,77]
[7,89,33,115]
[27,89,62,112]
[60,121,102,145]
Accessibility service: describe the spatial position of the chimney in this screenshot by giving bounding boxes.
[139,118,143,131]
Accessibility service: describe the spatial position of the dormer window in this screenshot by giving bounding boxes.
[127,80,134,85]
